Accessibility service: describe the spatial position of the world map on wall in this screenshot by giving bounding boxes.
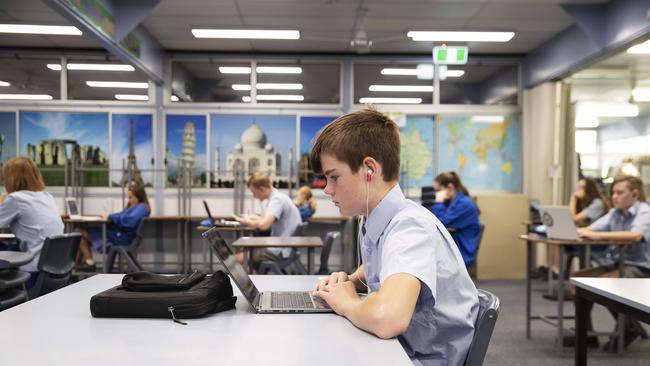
[399,116,435,188]
[439,116,521,192]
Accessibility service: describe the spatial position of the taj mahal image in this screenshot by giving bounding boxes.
[213,122,291,187]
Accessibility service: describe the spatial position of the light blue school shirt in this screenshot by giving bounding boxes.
[590,201,650,269]
[361,184,479,366]
[0,191,64,272]
[265,189,302,257]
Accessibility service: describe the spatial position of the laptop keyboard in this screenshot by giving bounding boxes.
[271,292,315,309]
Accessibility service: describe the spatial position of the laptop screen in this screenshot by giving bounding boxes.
[202,227,259,305]
[202,200,213,220]
[67,199,79,216]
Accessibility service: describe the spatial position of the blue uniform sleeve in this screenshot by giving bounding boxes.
[430,197,477,229]
[108,203,149,231]
[0,195,20,228]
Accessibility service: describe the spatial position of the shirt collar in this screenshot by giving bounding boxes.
[365,184,405,244]
[618,201,641,217]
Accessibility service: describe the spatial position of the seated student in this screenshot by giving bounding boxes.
[575,175,650,351]
[310,108,479,365]
[77,184,150,269]
[569,177,608,227]
[0,157,64,289]
[429,172,481,268]
[235,173,302,269]
[294,185,317,222]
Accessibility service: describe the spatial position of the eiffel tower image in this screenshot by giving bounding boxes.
[121,118,144,187]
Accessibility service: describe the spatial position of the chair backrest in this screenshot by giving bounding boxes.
[464,289,501,366]
[129,218,148,248]
[292,222,309,237]
[476,223,486,253]
[29,233,82,299]
[318,231,340,275]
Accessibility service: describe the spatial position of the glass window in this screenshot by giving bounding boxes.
[65,58,149,101]
[171,60,251,103]
[354,62,433,105]
[0,57,61,100]
[575,130,597,154]
[255,61,340,104]
[440,63,518,105]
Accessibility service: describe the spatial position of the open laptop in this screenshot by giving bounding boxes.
[202,200,240,227]
[538,205,580,240]
[65,198,103,221]
[202,227,332,313]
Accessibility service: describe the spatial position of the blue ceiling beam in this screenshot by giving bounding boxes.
[114,0,160,42]
[44,0,164,85]
[523,0,650,89]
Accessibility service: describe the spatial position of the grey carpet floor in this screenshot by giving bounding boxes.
[479,279,650,366]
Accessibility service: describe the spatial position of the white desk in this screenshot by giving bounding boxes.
[0,274,411,366]
[571,278,650,366]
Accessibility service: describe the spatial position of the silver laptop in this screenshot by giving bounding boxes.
[202,227,332,313]
[538,205,579,240]
[65,198,102,221]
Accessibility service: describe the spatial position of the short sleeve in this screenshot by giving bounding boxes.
[265,196,283,221]
[379,216,437,300]
[583,199,605,222]
[0,194,21,228]
[630,206,650,243]
[590,209,613,232]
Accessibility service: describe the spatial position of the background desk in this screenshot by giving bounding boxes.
[0,274,411,366]
[64,217,108,272]
[571,278,650,366]
[233,236,323,274]
[519,233,637,353]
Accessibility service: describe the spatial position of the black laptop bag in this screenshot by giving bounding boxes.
[90,270,237,323]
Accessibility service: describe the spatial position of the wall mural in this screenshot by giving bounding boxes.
[19,111,109,187]
[166,114,207,187]
[298,116,336,188]
[400,115,435,190]
[0,112,16,166]
[210,114,296,188]
[111,114,154,187]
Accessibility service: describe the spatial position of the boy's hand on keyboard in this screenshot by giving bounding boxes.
[312,271,349,293]
[312,280,359,316]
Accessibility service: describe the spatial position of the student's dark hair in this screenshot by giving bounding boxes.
[434,171,470,196]
[310,108,400,182]
[576,177,609,213]
[611,175,646,202]
[129,184,150,212]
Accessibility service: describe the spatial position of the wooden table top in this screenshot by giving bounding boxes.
[233,236,323,248]
[519,233,638,246]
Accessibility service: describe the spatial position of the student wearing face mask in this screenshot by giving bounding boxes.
[429,172,481,268]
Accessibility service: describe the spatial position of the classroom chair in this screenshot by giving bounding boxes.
[258,222,309,275]
[27,233,82,300]
[105,219,147,273]
[467,223,485,280]
[317,231,340,275]
[463,289,501,366]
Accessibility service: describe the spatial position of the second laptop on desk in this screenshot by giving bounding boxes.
[202,226,332,313]
[65,198,104,221]
[538,205,579,240]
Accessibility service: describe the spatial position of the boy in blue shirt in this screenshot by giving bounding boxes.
[311,108,479,365]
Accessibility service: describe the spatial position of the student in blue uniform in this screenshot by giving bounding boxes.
[430,172,480,268]
[294,185,317,222]
[311,108,479,365]
[77,184,150,269]
[0,157,64,289]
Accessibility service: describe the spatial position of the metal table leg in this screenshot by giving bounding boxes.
[557,244,565,354]
[526,238,533,338]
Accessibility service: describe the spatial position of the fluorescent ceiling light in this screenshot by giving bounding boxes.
[359,97,422,104]
[576,102,639,117]
[0,24,82,35]
[407,31,514,42]
[256,66,302,74]
[445,70,465,77]
[171,95,179,102]
[381,68,418,76]
[115,94,148,101]
[256,94,304,101]
[369,85,433,92]
[218,66,251,74]
[192,29,299,40]
[632,88,650,102]
[0,81,10,86]
[47,63,135,72]
[0,94,53,100]
[575,116,599,128]
[232,84,252,91]
[257,83,302,90]
[627,40,650,54]
[242,96,252,102]
[471,116,504,123]
[86,81,148,89]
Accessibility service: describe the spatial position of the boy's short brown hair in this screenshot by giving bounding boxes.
[247,172,272,189]
[3,156,46,193]
[310,108,400,181]
[612,175,646,202]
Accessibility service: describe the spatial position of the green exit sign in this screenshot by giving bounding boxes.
[433,46,468,65]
